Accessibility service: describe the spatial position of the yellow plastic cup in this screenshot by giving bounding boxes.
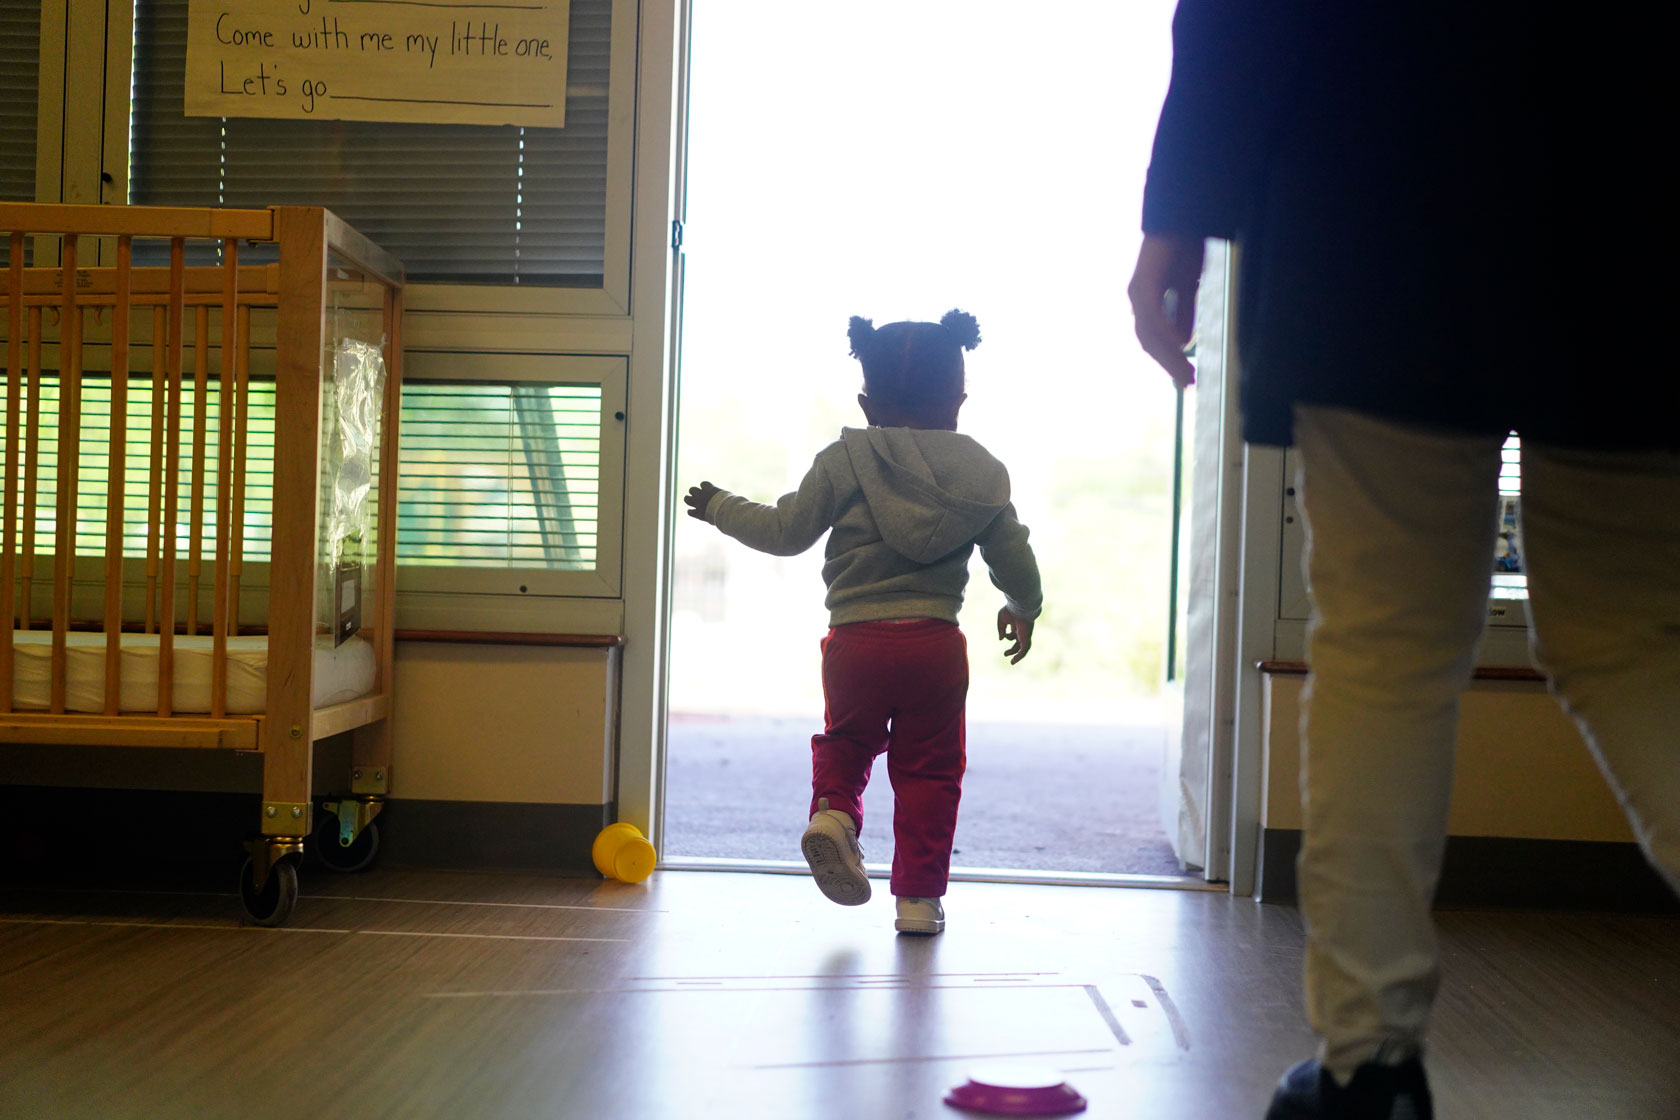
[592,822,657,883]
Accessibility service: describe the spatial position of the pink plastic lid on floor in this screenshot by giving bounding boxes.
[943,1062,1088,1116]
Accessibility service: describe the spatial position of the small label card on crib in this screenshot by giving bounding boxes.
[184,0,571,128]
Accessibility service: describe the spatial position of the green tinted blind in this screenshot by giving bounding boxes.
[399,383,601,569]
[2,376,601,571]
[0,374,277,559]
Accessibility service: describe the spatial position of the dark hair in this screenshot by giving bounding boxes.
[846,309,980,414]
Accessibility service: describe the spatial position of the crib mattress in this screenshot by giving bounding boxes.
[6,630,375,715]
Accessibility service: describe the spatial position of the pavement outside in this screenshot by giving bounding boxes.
[664,714,1186,877]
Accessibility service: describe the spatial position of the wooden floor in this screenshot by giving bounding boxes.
[2,869,1677,1119]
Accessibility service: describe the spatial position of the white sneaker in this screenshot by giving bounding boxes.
[801,798,871,906]
[895,896,945,934]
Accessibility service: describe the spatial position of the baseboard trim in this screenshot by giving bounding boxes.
[0,786,613,880]
[379,798,612,873]
[1259,828,1678,912]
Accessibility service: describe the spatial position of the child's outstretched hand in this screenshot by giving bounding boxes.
[684,481,721,521]
[997,607,1034,665]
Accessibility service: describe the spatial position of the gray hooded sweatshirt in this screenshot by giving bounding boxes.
[705,427,1043,627]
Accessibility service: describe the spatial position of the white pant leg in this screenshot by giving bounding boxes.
[1292,406,1503,1081]
[1521,445,1680,892]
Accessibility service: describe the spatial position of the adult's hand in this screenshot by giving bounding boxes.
[1127,234,1204,388]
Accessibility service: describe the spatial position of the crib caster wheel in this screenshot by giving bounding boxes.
[316,810,381,874]
[317,798,383,873]
[239,855,299,927]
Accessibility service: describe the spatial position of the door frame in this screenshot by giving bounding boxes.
[616,0,691,850]
[615,4,1275,891]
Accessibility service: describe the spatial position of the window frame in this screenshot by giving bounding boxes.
[0,349,626,633]
[394,351,627,630]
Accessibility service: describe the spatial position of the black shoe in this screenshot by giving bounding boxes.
[1264,1057,1433,1120]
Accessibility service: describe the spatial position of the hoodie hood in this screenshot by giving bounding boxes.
[841,427,1011,563]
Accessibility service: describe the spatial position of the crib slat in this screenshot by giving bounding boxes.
[188,305,208,637]
[158,238,184,716]
[212,239,238,717]
[19,307,40,630]
[145,305,165,634]
[2,231,21,711]
[229,305,250,635]
[50,236,82,714]
[103,236,132,715]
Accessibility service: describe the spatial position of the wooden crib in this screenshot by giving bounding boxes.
[0,203,404,925]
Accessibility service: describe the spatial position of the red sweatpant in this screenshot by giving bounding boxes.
[810,619,968,898]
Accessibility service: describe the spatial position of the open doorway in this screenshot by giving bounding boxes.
[667,1,1192,878]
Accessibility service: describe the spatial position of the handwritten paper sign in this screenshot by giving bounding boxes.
[185,0,571,128]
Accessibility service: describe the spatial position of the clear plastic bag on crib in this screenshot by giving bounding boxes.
[325,337,388,646]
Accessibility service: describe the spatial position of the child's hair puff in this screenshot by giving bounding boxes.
[847,308,980,415]
[847,315,877,360]
[938,308,982,351]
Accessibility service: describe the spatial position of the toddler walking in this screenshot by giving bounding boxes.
[683,309,1042,934]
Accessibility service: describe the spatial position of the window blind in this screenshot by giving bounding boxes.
[1,374,603,575]
[0,374,277,561]
[128,0,612,285]
[0,0,37,204]
[399,383,601,570]
[0,0,40,268]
